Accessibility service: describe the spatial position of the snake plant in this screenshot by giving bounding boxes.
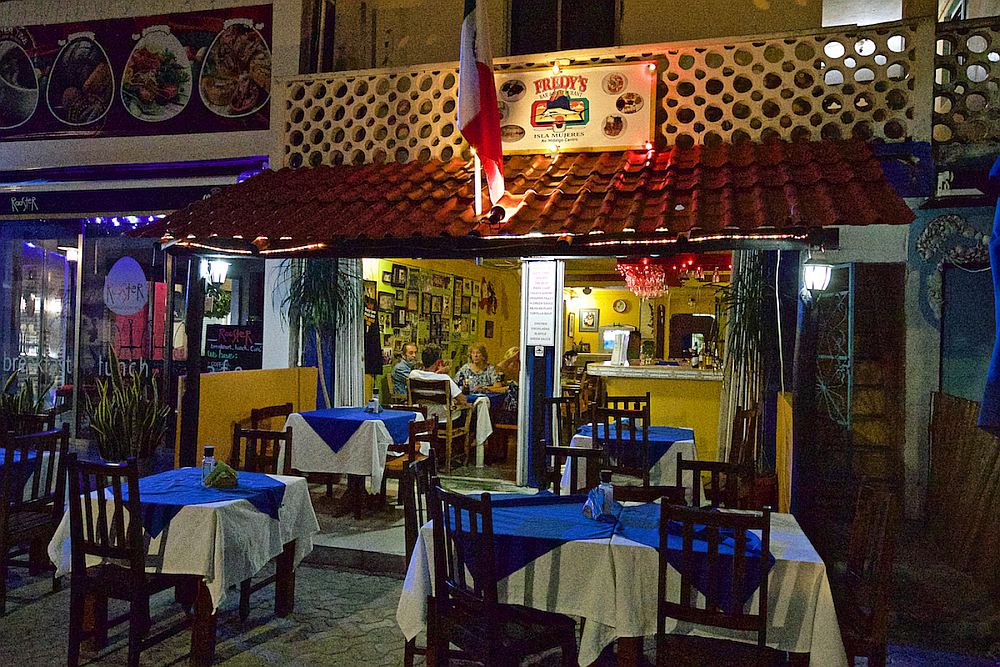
[0,371,51,417]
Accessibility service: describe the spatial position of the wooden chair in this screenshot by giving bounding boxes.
[0,424,70,615]
[545,443,603,495]
[231,425,293,476]
[604,391,651,416]
[655,504,782,666]
[407,377,473,474]
[65,454,191,667]
[836,482,898,667]
[615,484,687,505]
[401,454,441,667]
[249,403,294,430]
[380,417,437,506]
[7,413,57,437]
[229,425,294,620]
[593,405,652,487]
[426,486,579,666]
[676,453,749,509]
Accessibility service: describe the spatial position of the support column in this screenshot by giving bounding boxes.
[179,258,204,468]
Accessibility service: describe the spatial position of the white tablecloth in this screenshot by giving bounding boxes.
[422,397,493,468]
[396,509,846,666]
[559,432,698,495]
[48,473,319,611]
[284,411,419,492]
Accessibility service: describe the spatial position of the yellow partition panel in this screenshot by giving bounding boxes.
[175,367,319,468]
[602,375,723,463]
[776,392,793,513]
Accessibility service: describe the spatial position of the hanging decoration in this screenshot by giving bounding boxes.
[616,258,669,299]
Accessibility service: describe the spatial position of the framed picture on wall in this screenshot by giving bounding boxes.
[363,280,376,300]
[461,296,471,314]
[567,312,575,338]
[431,295,443,313]
[407,270,420,289]
[455,280,463,298]
[443,295,452,317]
[395,289,404,301]
[378,292,395,312]
[395,307,408,327]
[391,264,408,287]
[473,281,481,297]
[406,291,419,311]
[422,294,432,314]
[382,271,392,284]
[484,320,494,338]
[579,343,591,352]
[579,308,599,332]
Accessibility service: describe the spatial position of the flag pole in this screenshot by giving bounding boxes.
[474,153,483,216]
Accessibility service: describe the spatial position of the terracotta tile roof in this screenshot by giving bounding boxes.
[140,139,913,255]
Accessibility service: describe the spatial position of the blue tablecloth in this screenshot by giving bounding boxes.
[576,424,695,466]
[615,503,773,613]
[121,468,286,539]
[451,493,619,581]
[0,450,36,465]
[466,391,504,411]
[299,407,415,453]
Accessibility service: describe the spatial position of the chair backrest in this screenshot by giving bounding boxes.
[540,395,582,448]
[593,405,651,484]
[231,425,293,475]
[406,378,453,407]
[404,417,438,463]
[657,504,771,646]
[249,402,294,430]
[66,454,146,578]
[401,453,438,563]
[386,404,429,418]
[728,404,760,469]
[2,424,70,513]
[604,392,651,416]
[676,453,744,508]
[845,482,898,637]
[615,484,687,504]
[545,443,602,495]
[7,413,57,437]
[428,485,499,619]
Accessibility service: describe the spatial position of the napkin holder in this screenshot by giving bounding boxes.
[582,487,620,523]
[204,461,239,488]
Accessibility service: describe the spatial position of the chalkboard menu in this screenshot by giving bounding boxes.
[203,323,263,372]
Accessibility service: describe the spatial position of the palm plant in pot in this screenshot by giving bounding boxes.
[87,347,171,468]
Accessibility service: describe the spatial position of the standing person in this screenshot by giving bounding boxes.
[455,344,498,392]
[391,342,419,396]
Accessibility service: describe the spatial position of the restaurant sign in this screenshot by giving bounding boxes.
[494,62,657,154]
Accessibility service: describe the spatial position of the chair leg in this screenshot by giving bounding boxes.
[67,583,85,667]
[239,577,252,621]
[127,600,143,667]
[326,474,334,498]
[560,627,578,667]
[93,593,109,649]
[403,637,416,667]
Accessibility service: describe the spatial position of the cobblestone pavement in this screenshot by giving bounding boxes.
[0,563,417,666]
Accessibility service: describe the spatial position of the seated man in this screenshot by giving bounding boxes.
[408,346,468,422]
[391,342,419,396]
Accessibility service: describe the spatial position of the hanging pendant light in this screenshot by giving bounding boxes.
[616,258,669,299]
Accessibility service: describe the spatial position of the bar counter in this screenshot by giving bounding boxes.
[587,363,723,461]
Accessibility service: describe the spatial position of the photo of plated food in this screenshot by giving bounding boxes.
[602,72,627,95]
[46,34,114,126]
[616,91,644,114]
[499,79,525,102]
[121,27,192,122]
[199,20,272,118]
[602,114,626,138]
[0,40,39,129]
[500,124,525,142]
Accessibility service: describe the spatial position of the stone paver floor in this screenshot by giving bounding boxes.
[0,563,416,666]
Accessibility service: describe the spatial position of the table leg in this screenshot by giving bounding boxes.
[616,636,643,667]
[274,540,297,617]
[189,579,217,666]
[788,652,810,666]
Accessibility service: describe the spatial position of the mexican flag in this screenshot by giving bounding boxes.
[458,0,505,206]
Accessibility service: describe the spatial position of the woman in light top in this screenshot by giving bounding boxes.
[454,344,498,392]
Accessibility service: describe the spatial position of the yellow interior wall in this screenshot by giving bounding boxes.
[564,283,720,357]
[363,258,521,376]
[602,375,723,463]
[175,367,318,468]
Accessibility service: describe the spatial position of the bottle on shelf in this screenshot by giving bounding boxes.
[201,445,216,482]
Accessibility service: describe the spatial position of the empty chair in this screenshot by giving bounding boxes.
[6,413,57,438]
[230,424,293,475]
[65,455,191,667]
[604,391,651,415]
[655,504,783,666]
[426,485,579,666]
[836,482,898,667]
[0,424,70,615]
[249,403,294,430]
[544,441,603,495]
[407,377,472,473]
[540,395,593,493]
[593,405,651,487]
[381,417,437,506]
[676,453,750,509]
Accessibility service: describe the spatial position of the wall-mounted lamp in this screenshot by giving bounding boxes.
[200,259,230,285]
[802,260,832,292]
[57,245,79,262]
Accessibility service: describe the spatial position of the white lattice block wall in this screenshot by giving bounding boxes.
[279,19,933,168]
[933,16,1000,149]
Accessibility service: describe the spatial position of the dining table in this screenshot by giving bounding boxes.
[396,493,847,667]
[48,467,320,666]
[560,423,699,496]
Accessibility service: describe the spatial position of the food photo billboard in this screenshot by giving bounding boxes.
[494,62,657,154]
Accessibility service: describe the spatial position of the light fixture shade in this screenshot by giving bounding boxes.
[200,259,230,285]
[803,262,832,291]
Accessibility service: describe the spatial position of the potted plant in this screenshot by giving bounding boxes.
[87,347,170,468]
[0,370,51,418]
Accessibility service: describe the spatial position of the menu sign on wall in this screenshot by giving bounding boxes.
[525,261,558,347]
[494,62,657,154]
[0,4,271,141]
[204,323,264,373]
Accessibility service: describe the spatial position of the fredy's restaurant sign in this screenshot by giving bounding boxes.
[494,62,656,154]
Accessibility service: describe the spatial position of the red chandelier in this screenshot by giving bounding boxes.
[616,258,669,299]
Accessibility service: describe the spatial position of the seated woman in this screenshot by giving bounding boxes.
[495,347,520,424]
[454,344,498,392]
